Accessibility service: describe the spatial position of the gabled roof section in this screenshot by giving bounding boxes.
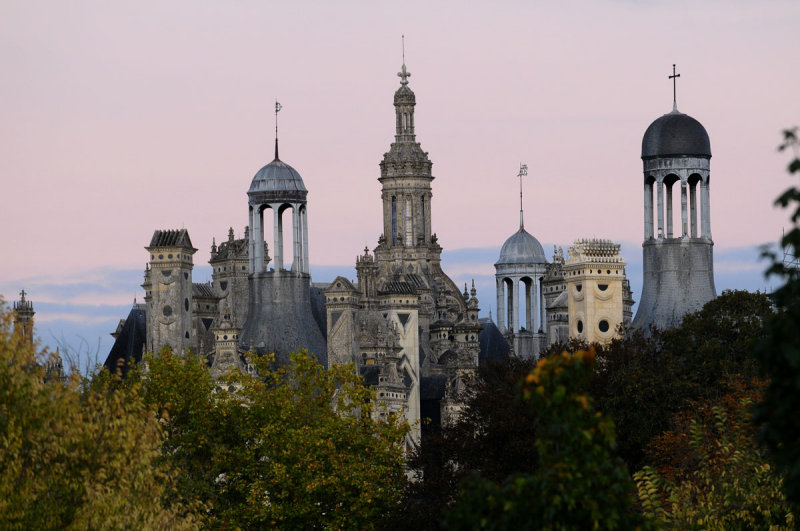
[325,276,358,293]
[149,229,194,249]
[192,283,216,298]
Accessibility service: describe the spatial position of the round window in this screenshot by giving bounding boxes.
[162,305,172,317]
[599,320,610,333]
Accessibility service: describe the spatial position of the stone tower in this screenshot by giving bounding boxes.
[564,239,628,344]
[142,229,197,354]
[495,207,548,358]
[239,136,326,363]
[324,60,481,444]
[210,226,256,330]
[12,289,35,344]
[633,103,716,331]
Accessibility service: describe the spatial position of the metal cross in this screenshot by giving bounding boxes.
[669,64,680,111]
[19,289,26,300]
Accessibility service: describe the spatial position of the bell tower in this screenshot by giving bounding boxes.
[633,66,716,331]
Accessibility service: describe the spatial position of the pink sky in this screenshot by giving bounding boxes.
[2,0,799,303]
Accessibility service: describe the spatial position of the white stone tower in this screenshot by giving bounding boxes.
[633,72,716,331]
[494,165,548,358]
[142,229,197,354]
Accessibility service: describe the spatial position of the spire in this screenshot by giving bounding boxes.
[398,35,410,85]
[517,163,528,230]
[274,100,282,160]
[669,64,680,113]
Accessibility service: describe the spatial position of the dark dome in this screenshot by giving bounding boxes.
[641,111,711,159]
[248,158,307,195]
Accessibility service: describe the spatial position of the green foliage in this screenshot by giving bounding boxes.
[0,304,197,529]
[755,127,800,511]
[446,349,650,530]
[142,348,408,529]
[399,357,539,529]
[591,290,772,470]
[634,382,793,529]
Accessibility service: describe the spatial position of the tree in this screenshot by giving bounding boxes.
[755,127,800,511]
[142,348,409,529]
[445,349,650,529]
[0,304,197,529]
[398,357,539,529]
[634,378,793,529]
[590,290,772,471]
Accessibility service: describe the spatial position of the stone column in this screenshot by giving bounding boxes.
[701,178,711,238]
[291,206,300,272]
[512,277,520,333]
[644,181,654,240]
[539,279,546,334]
[273,206,283,271]
[657,180,665,239]
[690,182,698,238]
[496,277,505,331]
[248,205,255,273]
[681,181,688,237]
[302,206,309,274]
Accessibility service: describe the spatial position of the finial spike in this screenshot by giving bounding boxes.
[397,36,411,85]
[274,100,282,160]
[517,163,528,230]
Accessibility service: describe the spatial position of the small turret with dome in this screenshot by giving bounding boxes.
[633,65,716,331]
[494,164,548,358]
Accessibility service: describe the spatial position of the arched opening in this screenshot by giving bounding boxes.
[503,277,514,332]
[404,198,413,246]
[420,195,425,243]
[644,175,656,239]
[663,174,680,238]
[519,277,532,331]
[688,173,702,238]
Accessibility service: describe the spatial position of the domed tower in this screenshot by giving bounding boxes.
[239,110,326,364]
[495,168,548,358]
[633,72,716,331]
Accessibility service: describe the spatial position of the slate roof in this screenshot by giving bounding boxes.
[149,229,193,248]
[478,318,510,364]
[103,305,147,375]
[192,283,216,298]
[379,280,416,295]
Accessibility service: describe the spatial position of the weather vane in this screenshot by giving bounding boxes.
[274,100,282,159]
[669,64,680,112]
[518,163,528,229]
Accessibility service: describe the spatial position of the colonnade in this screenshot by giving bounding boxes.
[248,202,309,274]
[644,171,711,240]
[495,275,547,335]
